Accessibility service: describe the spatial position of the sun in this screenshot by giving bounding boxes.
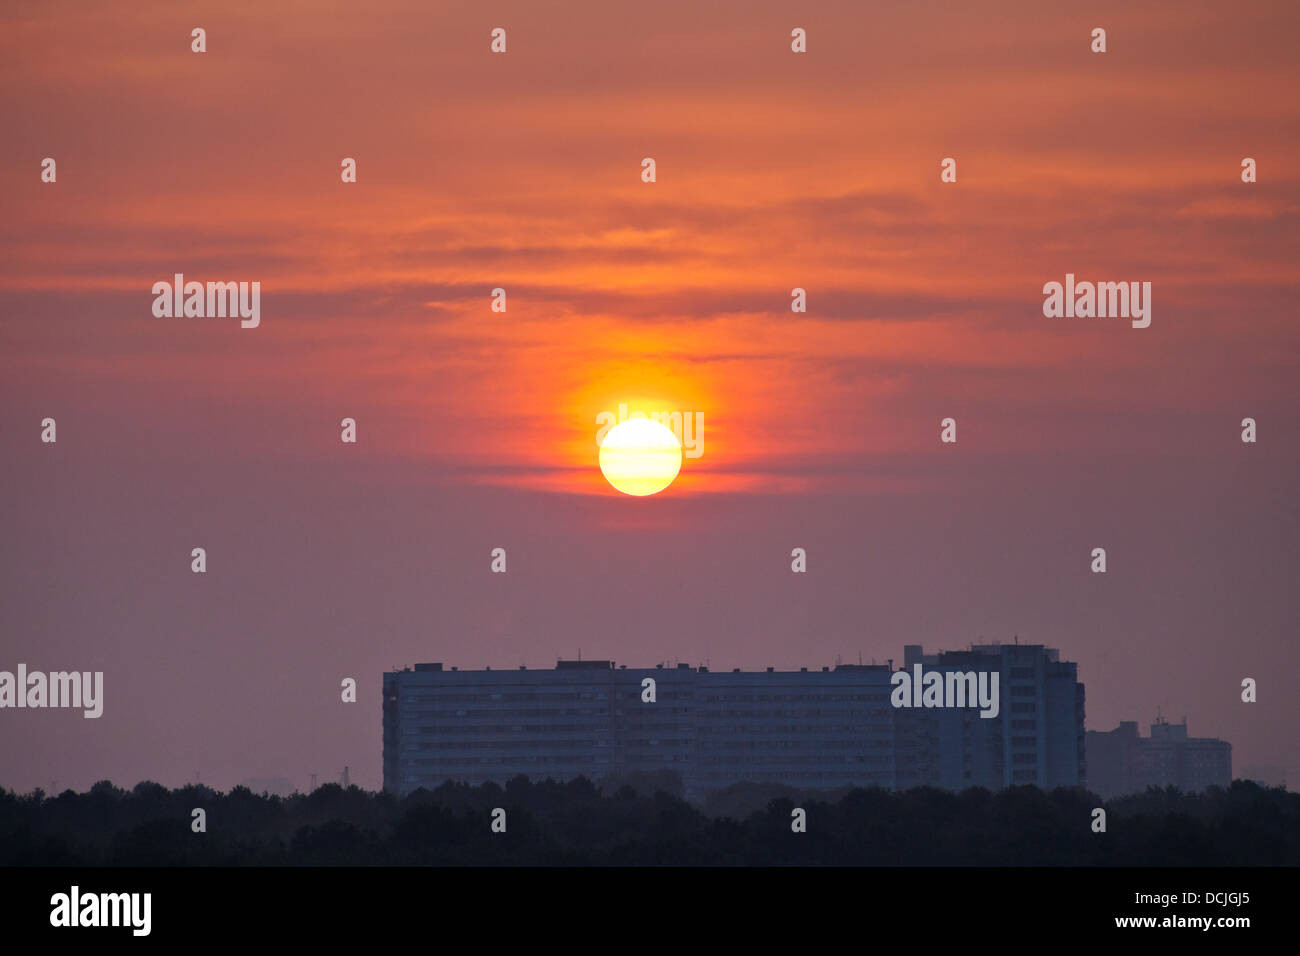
[598,419,683,496]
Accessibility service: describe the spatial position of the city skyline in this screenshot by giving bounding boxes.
[1,645,1242,800]
[383,643,1085,798]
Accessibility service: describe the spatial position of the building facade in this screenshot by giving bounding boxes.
[383,645,1085,799]
[1085,718,1232,798]
[894,643,1086,791]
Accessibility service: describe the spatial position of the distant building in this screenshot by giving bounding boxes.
[1086,718,1231,798]
[692,664,896,795]
[383,660,896,799]
[383,643,1086,799]
[896,644,1085,791]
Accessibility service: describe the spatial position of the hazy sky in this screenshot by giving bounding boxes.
[2,0,1297,793]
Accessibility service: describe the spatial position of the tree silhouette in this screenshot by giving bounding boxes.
[0,776,1295,866]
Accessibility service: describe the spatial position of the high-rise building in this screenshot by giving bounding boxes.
[1085,718,1231,798]
[382,661,623,795]
[691,664,896,794]
[895,643,1085,791]
[382,645,1085,799]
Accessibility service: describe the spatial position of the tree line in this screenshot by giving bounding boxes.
[1,773,1295,866]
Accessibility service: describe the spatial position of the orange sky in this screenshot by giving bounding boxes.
[3,0,1297,498]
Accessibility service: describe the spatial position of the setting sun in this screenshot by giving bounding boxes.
[597,419,683,496]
